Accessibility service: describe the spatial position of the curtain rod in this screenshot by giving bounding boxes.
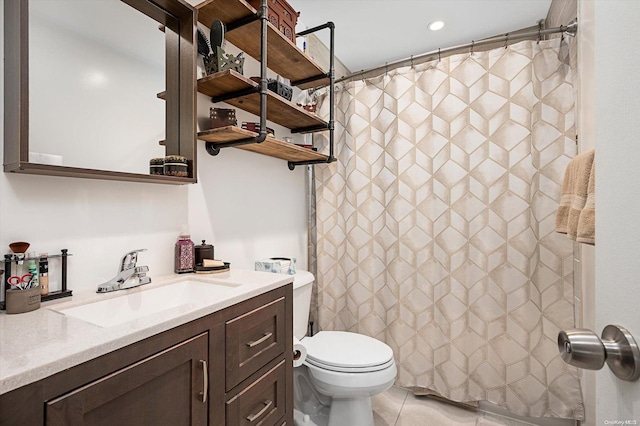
[336,19,578,84]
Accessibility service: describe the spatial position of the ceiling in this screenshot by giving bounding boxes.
[287,0,553,73]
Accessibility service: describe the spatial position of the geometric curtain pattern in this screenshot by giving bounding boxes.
[314,39,584,419]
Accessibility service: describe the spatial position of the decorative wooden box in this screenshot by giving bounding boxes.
[210,108,238,128]
[248,0,299,42]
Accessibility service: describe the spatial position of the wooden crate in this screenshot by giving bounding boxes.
[248,0,299,42]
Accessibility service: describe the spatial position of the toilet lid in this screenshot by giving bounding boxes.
[303,331,394,372]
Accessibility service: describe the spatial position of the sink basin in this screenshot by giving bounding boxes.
[54,280,240,327]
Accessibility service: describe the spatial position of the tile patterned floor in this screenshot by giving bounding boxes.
[372,387,577,426]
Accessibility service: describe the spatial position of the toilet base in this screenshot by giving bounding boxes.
[328,397,374,426]
[294,407,328,426]
[294,397,374,426]
[294,366,376,426]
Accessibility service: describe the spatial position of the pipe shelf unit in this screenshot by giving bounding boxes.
[197,70,327,131]
[195,0,335,169]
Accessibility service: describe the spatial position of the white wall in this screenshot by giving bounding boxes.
[0,0,308,300]
[594,0,640,423]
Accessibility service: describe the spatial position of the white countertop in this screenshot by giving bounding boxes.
[0,269,293,395]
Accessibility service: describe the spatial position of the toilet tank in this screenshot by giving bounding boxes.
[292,270,314,340]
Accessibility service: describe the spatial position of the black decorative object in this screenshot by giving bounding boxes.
[197,28,211,57]
[197,20,245,75]
[149,157,164,175]
[204,47,245,75]
[250,77,293,101]
[164,155,188,177]
[210,19,225,52]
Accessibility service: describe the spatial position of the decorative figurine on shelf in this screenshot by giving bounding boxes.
[210,108,237,129]
[197,19,244,76]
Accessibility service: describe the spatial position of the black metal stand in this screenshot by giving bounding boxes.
[1,249,73,310]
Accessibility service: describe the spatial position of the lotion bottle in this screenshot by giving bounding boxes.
[39,254,49,295]
[27,258,38,289]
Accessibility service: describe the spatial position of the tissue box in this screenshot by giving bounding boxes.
[255,257,296,275]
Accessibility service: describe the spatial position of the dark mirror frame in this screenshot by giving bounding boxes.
[3,0,197,184]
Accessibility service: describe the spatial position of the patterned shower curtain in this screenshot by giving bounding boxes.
[313,39,584,419]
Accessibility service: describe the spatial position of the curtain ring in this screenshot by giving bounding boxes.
[438,48,441,62]
[537,27,542,44]
[385,62,389,75]
[504,33,509,49]
[410,55,414,68]
[470,40,474,56]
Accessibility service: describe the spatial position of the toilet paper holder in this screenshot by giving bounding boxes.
[558,325,640,381]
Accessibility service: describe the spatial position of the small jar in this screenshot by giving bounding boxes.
[164,155,188,177]
[194,240,215,267]
[149,157,164,175]
[175,232,195,273]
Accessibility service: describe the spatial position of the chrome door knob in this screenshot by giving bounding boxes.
[558,325,640,381]
[558,328,605,370]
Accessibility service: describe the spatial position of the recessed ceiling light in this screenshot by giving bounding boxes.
[428,20,445,31]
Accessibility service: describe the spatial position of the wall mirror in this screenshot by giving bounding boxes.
[4,0,196,184]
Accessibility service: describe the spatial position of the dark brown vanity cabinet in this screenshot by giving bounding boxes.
[0,284,293,426]
[224,298,288,426]
[46,333,209,426]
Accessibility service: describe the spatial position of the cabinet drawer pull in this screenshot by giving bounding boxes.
[246,399,273,422]
[246,332,273,348]
[199,359,208,403]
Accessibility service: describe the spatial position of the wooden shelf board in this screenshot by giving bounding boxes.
[198,71,328,131]
[197,125,256,143]
[197,70,254,98]
[237,139,329,162]
[197,0,252,25]
[196,0,329,89]
[228,90,326,130]
[197,126,328,162]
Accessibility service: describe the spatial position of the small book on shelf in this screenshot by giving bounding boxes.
[295,144,317,151]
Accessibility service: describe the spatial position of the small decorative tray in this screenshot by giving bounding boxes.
[194,262,230,274]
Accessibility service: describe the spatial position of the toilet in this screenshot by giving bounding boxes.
[293,271,397,426]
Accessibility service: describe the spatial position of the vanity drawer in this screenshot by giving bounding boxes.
[226,359,286,426]
[226,297,285,390]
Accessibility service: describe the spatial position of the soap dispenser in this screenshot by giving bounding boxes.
[174,227,195,273]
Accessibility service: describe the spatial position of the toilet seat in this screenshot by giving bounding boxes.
[302,331,394,373]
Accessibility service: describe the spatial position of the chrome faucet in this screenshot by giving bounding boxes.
[97,249,152,293]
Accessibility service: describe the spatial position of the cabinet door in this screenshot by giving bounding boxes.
[226,297,285,390]
[46,333,209,426]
